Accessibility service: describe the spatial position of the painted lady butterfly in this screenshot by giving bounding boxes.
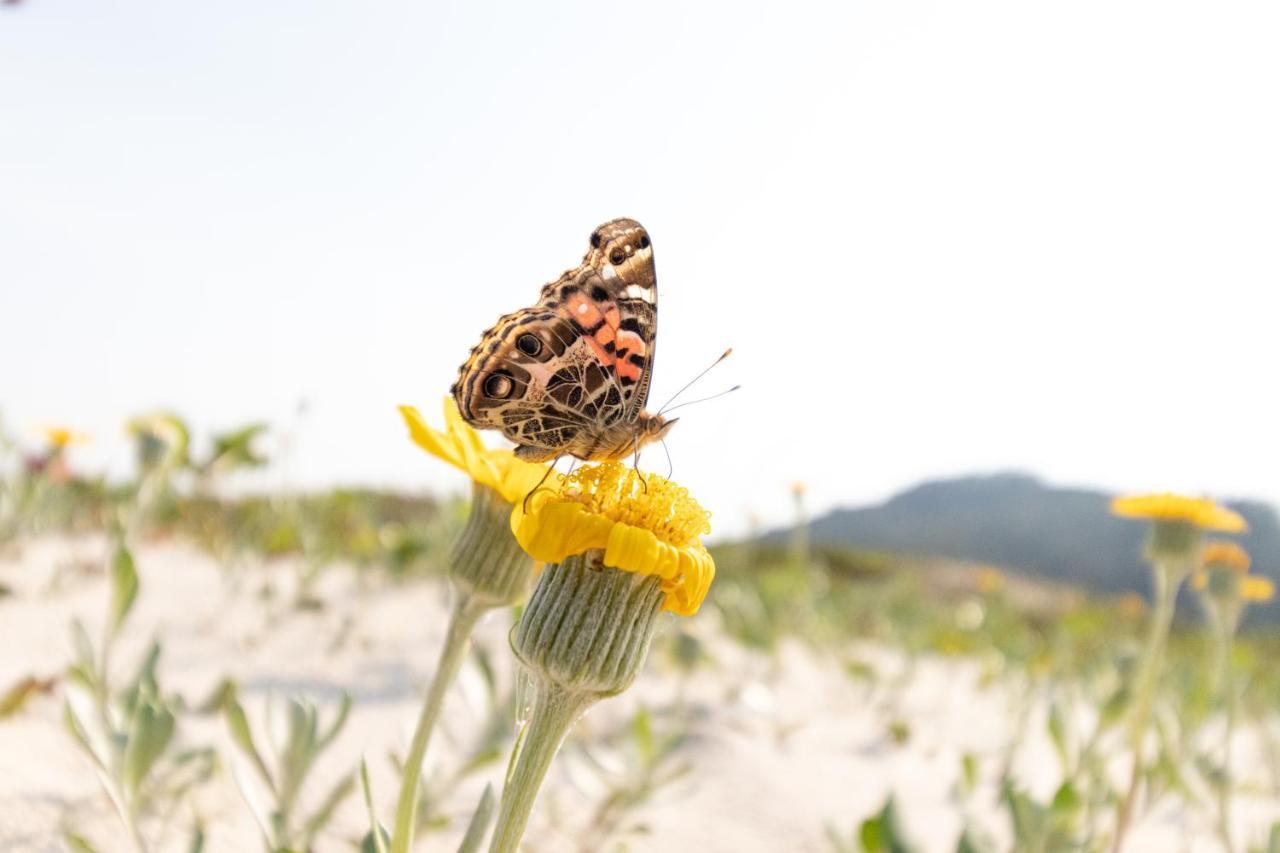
[452,218,674,463]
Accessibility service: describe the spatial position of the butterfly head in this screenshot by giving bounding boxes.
[635,412,677,452]
[586,218,656,294]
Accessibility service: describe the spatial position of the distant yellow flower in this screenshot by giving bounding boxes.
[41,426,90,450]
[1118,593,1147,619]
[1111,493,1247,533]
[398,399,560,505]
[511,462,715,616]
[1202,540,1251,573]
[976,566,1006,594]
[1241,576,1275,602]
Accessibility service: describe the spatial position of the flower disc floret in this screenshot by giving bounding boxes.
[511,462,714,616]
[1110,493,1247,533]
[399,400,561,505]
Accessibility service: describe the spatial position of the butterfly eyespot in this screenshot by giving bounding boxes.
[637,234,650,249]
[516,333,542,356]
[483,373,514,398]
[609,249,626,265]
[590,231,602,249]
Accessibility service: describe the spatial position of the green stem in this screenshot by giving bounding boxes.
[390,593,487,853]
[1215,616,1239,853]
[488,680,594,853]
[1111,562,1181,853]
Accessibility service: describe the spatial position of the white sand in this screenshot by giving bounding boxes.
[1,537,1277,852]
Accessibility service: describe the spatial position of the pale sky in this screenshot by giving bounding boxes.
[2,1,1278,537]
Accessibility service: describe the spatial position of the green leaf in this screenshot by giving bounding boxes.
[959,753,979,795]
[358,758,389,853]
[955,826,992,853]
[301,770,356,849]
[70,618,96,676]
[121,640,162,719]
[1050,781,1081,817]
[194,677,238,714]
[1267,822,1280,853]
[1047,702,1069,769]
[64,832,99,853]
[225,697,276,794]
[859,796,916,853]
[122,699,175,798]
[859,814,886,853]
[1099,685,1131,730]
[455,783,495,853]
[187,823,206,853]
[632,705,655,767]
[63,702,107,771]
[109,542,140,637]
[316,692,353,752]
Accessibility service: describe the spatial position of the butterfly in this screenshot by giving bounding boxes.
[452,218,675,463]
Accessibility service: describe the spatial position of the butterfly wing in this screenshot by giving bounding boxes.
[452,218,659,461]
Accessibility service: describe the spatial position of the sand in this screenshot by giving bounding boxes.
[1,537,1277,852]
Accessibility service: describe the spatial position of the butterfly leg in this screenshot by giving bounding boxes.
[523,455,564,515]
[631,434,648,494]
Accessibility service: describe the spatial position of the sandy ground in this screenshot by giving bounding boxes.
[1,537,1277,853]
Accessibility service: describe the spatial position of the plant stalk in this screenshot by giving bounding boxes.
[1111,561,1180,852]
[487,680,593,853]
[390,593,487,853]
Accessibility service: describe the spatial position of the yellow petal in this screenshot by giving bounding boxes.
[400,399,560,505]
[1242,576,1275,602]
[1111,493,1247,533]
[1202,540,1251,573]
[399,405,465,470]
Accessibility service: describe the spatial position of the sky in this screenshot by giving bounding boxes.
[2,0,1279,537]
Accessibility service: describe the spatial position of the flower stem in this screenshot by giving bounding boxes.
[1111,561,1181,852]
[488,680,594,853]
[1214,613,1240,853]
[390,592,487,853]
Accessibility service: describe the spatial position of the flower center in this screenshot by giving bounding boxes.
[561,462,710,548]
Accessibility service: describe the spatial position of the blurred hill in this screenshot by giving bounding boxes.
[775,473,1280,622]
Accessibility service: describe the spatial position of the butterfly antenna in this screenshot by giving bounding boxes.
[659,384,741,416]
[656,348,733,416]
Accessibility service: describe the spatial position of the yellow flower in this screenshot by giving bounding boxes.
[975,566,1006,594]
[1110,493,1247,533]
[511,462,715,616]
[1118,593,1147,619]
[1202,540,1251,573]
[1241,576,1275,602]
[41,425,90,450]
[398,399,560,505]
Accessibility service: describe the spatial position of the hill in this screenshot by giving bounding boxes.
[783,473,1280,622]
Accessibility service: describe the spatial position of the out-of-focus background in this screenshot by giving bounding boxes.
[3,2,1280,852]
[4,0,1280,530]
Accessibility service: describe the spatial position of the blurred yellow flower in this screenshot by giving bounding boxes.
[1118,593,1147,619]
[41,426,90,449]
[511,462,715,616]
[398,399,560,505]
[975,566,1006,594]
[1202,540,1251,573]
[1110,493,1247,533]
[1241,576,1275,602]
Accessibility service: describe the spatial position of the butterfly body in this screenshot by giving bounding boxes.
[452,218,674,462]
